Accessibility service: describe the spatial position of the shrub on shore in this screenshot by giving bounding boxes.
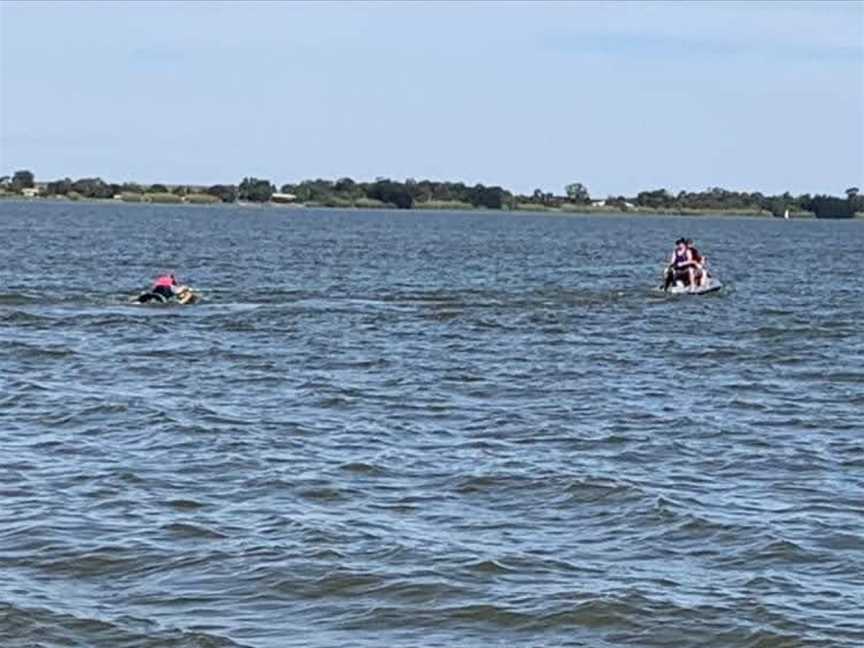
[414,200,475,210]
[515,203,553,212]
[120,192,143,203]
[559,202,606,212]
[185,193,220,204]
[320,196,354,208]
[144,192,182,204]
[353,197,391,209]
[638,206,769,217]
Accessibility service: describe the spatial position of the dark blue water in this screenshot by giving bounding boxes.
[2,200,863,647]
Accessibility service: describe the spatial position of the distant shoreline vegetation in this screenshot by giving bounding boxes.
[1,169,861,219]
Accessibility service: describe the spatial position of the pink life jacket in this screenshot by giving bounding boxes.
[153,275,176,288]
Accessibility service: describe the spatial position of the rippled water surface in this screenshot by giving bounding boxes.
[2,201,863,648]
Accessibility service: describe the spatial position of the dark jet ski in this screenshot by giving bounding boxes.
[133,285,200,305]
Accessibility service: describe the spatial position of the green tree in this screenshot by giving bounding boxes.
[11,169,35,191]
[767,197,788,218]
[636,188,674,209]
[368,179,413,209]
[565,182,590,204]
[530,188,556,206]
[334,177,359,196]
[206,184,237,203]
[45,178,73,195]
[238,177,274,202]
[467,183,508,209]
[291,179,334,202]
[71,177,113,199]
[807,195,852,219]
[845,187,863,215]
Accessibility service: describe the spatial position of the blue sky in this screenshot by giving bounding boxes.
[1,0,861,197]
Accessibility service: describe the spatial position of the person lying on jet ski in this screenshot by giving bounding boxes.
[664,238,697,290]
[151,273,180,299]
[134,273,191,304]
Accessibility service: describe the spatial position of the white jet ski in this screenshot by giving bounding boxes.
[661,240,722,295]
[660,263,722,295]
[664,276,723,295]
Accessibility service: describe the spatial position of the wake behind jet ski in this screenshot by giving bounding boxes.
[662,238,722,294]
[133,273,200,305]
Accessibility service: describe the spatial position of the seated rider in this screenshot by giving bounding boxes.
[686,239,708,288]
[151,273,179,299]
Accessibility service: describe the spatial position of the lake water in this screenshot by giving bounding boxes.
[2,200,862,648]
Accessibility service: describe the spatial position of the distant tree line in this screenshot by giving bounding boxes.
[2,168,862,219]
[631,186,863,219]
[280,177,512,210]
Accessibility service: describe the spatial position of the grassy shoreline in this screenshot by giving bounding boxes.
[2,193,852,220]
